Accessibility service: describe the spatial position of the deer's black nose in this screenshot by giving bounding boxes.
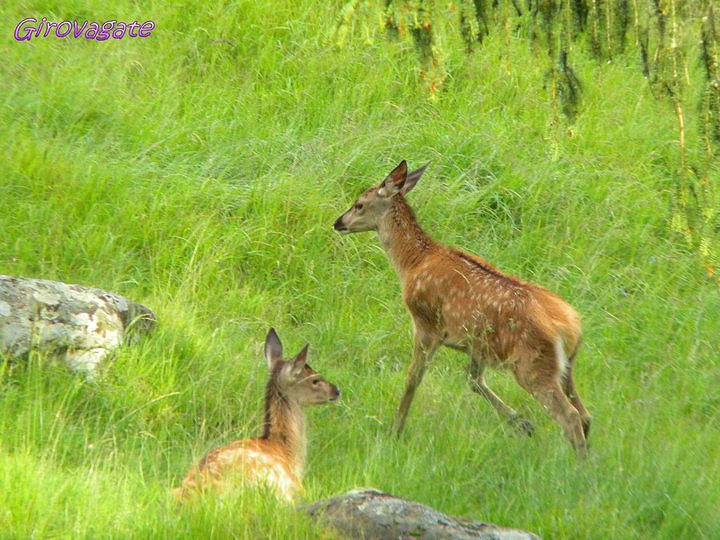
[333,217,347,231]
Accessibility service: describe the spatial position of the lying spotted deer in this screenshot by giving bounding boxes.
[333,161,591,455]
[174,329,340,501]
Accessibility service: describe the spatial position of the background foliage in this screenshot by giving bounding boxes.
[1,0,719,538]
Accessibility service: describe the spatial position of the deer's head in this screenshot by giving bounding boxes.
[333,160,428,234]
[264,328,340,406]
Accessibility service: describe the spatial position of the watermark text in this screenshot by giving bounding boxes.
[14,18,155,42]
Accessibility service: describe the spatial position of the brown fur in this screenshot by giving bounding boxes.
[334,161,591,454]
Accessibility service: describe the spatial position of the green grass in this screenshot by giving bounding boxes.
[1,1,719,538]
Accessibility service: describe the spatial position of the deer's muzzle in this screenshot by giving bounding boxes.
[333,216,349,233]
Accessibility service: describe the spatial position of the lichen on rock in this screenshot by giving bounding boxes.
[0,275,156,376]
[300,489,542,540]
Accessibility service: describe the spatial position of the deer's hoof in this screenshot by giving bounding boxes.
[509,415,535,437]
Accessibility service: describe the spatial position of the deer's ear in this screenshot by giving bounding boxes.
[402,162,429,194]
[291,344,309,376]
[379,160,408,196]
[264,328,283,370]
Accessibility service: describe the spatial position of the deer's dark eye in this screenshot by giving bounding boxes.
[355,203,364,211]
[312,379,320,386]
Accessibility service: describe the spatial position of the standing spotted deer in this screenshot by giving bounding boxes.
[333,161,591,455]
[174,329,340,501]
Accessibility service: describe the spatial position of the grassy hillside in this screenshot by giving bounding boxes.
[1,1,719,538]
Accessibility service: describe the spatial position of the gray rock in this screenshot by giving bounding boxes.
[300,489,541,540]
[0,275,156,375]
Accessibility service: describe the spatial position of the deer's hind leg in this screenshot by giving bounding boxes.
[562,346,592,439]
[468,358,535,437]
[561,366,591,440]
[512,348,587,456]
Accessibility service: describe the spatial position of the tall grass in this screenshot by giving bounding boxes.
[1,1,718,538]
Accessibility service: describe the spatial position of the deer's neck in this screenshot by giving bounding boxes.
[261,382,307,478]
[377,196,435,279]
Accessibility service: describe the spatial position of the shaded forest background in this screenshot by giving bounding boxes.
[336,0,719,271]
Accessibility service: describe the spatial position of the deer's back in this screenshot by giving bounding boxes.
[403,247,581,361]
[177,437,299,501]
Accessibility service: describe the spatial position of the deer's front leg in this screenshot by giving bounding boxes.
[394,330,440,437]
